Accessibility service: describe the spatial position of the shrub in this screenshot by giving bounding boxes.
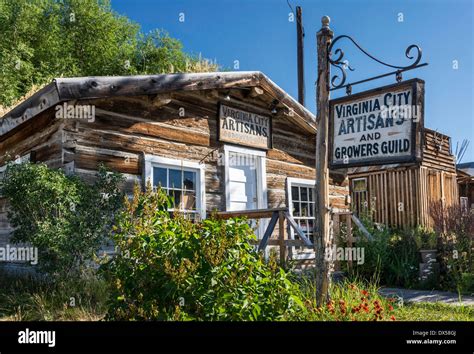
[430,201,474,292]
[1,162,124,277]
[347,216,419,288]
[102,184,309,321]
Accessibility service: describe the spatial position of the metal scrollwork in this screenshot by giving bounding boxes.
[328,35,423,90]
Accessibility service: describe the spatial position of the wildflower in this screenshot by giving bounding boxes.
[388,305,394,311]
[390,315,396,321]
[361,290,369,297]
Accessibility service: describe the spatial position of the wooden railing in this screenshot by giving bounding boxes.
[215,208,372,265]
[216,208,312,263]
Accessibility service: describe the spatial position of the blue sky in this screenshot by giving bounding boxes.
[111,0,473,161]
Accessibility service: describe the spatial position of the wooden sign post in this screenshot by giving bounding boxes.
[315,16,333,307]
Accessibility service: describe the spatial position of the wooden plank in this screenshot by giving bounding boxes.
[258,211,279,251]
[278,211,286,263]
[266,239,308,247]
[351,214,373,241]
[0,83,59,137]
[284,211,313,247]
[216,207,287,220]
[346,213,353,272]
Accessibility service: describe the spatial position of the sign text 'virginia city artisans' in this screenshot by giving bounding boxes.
[218,104,271,149]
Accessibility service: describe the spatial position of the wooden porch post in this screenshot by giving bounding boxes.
[315,16,333,307]
[278,210,286,264]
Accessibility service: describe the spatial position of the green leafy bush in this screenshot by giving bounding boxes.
[102,184,308,321]
[1,162,124,277]
[347,215,419,288]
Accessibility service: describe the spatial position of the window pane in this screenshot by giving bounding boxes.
[183,191,196,210]
[300,220,308,233]
[169,169,182,189]
[309,189,314,202]
[153,167,167,188]
[170,190,182,207]
[300,188,308,201]
[183,171,196,191]
[291,186,299,201]
[308,203,314,217]
[301,202,309,217]
[308,220,315,242]
[293,202,300,217]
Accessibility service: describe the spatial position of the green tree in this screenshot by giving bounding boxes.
[0,0,218,107]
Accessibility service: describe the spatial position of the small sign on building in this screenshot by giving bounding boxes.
[218,103,271,149]
[330,79,424,168]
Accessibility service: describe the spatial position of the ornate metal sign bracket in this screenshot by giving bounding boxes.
[328,34,428,94]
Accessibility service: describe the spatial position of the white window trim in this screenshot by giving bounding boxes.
[143,154,206,219]
[286,177,316,259]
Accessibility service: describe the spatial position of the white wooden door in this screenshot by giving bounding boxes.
[228,152,257,211]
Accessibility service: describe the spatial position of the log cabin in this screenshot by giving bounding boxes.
[0,71,349,266]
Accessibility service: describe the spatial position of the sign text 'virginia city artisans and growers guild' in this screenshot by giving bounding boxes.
[330,81,423,168]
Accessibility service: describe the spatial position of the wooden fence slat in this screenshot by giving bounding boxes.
[257,211,279,252]
[284,211,313,247]
[351,214,373,241]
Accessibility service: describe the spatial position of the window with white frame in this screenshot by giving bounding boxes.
[287,178,316,244]
[144,155,205,220]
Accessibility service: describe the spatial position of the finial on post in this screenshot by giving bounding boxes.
[321,16,330,29]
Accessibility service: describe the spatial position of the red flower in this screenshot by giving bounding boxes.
[361,290,369,297]
[390,315,396,321]
[388,305,394,311]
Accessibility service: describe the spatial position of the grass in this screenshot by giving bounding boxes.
[396,302,474,321]
[0,269,472,321]
[0,270,108,321]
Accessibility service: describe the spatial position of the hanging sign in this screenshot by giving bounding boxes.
[329,79,424,168]
[218,103,271,149]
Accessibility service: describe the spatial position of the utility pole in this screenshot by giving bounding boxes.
[296,6,305,106]
[315,16,333,307]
